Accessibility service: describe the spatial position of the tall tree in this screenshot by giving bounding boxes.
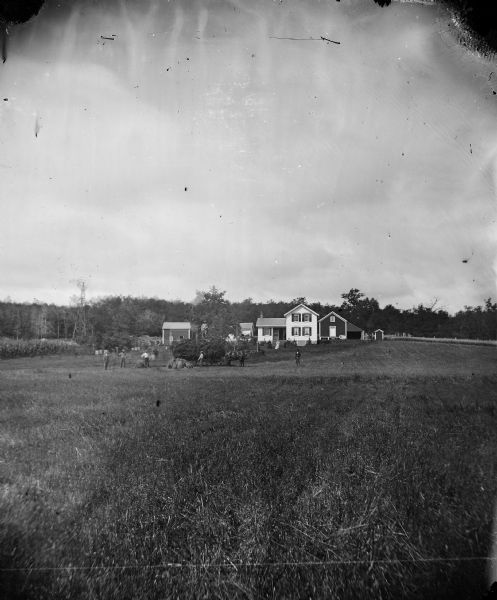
[192,286,232,338]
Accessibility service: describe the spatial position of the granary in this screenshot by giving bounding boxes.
[256,304,319,346]
[239,322,254,338]
[162,322,193,345]
[318,311,364,340]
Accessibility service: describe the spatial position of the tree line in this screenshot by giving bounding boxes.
[0,287,495,348]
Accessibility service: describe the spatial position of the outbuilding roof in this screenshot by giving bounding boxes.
[239,322,253,329]
[347,322,363,332]
[162,322,192,329]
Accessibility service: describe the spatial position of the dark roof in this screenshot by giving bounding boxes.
[347,322,363,332]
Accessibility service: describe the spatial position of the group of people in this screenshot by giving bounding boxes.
[102,347,162,369]
[103,348,128,370]
[102,346,301,370]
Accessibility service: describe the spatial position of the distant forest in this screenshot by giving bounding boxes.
[0,287,495,348]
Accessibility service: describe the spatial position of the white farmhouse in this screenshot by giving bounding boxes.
[284,304,319,345]
[256,304,319,346]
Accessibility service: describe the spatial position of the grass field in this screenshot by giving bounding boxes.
[1,342,496,599]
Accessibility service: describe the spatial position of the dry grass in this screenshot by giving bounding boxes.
[1,343,496,599]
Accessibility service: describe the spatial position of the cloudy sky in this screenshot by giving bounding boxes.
[1,0,496,311]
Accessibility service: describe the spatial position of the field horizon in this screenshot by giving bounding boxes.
[1,341,496,599]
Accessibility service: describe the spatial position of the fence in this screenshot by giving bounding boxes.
[385,335,497,347]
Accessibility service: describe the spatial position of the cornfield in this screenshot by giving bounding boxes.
[0,337,81,359]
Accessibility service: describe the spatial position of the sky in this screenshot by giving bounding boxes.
[1,0,496,312]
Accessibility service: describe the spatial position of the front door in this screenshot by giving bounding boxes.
[330,326,337,338]
[272,329,279,343]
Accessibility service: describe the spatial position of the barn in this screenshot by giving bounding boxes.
[318,311,364,340]
[162,322,193,345]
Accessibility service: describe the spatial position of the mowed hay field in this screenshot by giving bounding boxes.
[1,342,496,599]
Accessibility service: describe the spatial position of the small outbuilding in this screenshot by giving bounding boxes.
[374,329,384,341]
[162,322,193,345]
[239,322,254,338]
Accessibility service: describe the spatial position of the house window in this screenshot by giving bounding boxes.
[302,313,311,322]
[303,327,311,336]
[263,327,271,336]
[330,316,335,322]
[292,327,301,336]
[292,314,301,322]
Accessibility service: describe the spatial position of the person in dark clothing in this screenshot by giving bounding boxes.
[295,349,301,366]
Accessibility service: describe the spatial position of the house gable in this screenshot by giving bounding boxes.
[283,304,319,318]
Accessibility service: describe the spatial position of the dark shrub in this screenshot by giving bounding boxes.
[172,338,227,364]
[200,339,226,364]
[172,339,199,362]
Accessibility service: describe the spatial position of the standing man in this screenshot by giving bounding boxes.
[239,351,245,367]
[119,348,127,368]
[141,351,150,368]
[295,348,301,367]
[103,349,110,370]
[197,350,205,366]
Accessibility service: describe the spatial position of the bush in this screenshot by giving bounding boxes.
[172,338,227,364]
[100,333,134,351]
[171,339,199,362]
[201,339,227,364]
